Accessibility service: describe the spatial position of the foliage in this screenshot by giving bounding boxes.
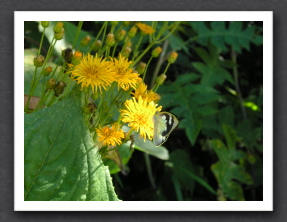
[24,21,263,201]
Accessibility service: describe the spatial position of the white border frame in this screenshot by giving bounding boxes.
[15,11,273,211]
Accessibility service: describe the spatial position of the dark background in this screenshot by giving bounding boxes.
[1,0,286,221]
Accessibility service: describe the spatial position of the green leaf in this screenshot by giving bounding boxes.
[168,150,216,195]
[190,21,262,53]
[24,87,119,201]
[222,124,237,150]
[210,139,253,200]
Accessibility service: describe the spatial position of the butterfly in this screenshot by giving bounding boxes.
[153,112,179,146]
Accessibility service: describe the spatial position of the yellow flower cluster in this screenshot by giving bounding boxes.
[70,53,142,93]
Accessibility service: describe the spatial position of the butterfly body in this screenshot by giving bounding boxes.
[153,112,179,146]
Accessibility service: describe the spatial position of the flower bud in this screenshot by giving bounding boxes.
[115,29,126,42]
[62,48,73,63]
[53,22,64,33]
[110,21,119,26]
[72,51,83,65]
[33,55,45,67]
[54,81,66,97]
[80,35,91,47]
[152,47,162,58]
[121,47,132,58]
[54,29,64,40]
[127,26,138,38]
[167,52,178,64]
[122,21,131,27]
[155,74,167,85]
[42,66,53,76]
[82,103,96,114]
[41,21,49,28]
[46,78,56,89]
[90,40,102,51]
[105,33,116,47]
[135,62,146,74]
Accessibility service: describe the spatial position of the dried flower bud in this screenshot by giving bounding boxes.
[54,81,66,97]
[167,52,178,64]
[122,21,131,27]
[135,62,146,74]
[41,21,49,28]
[152,47,162,58]
[105,33,116,47]
[46,78,56,89]
[127,26,138,38]
[33,55,45,67]
[121,47,132,58]
[42,66,53,76]
[80,35,91,47]
[90,40,102,51]
[115,29,126,42]
[82,103,97,114]
[62,48,73,63]
[53,22,64,34]
[155,74,167,85]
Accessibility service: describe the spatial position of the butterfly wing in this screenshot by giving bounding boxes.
[153,112,179,146]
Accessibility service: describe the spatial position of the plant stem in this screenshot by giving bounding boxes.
[142,56,153,81]
[132,34,143,61]
[150,39,169,88]
[72,21,83,49]
[231,50,247,119]
[37,27,46,56]
[144,153,157,190]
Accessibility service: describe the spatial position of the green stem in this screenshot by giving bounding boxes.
[142,56,153,81]
[111,42,118,58]
[25,67,38,112]
[231,50,247,119]
[120,37,130,55]
[156,22,180,44]
[131,41,155,67]
[88,22,107,54]
[144,153,156,190]
[163,62,171,75]
[150,39,169,88]
[132,34,143,60]
[72,21,83,49]
[38,27,46,56]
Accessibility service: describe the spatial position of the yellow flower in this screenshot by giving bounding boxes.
[136,22,155,35]
[131,82,161,103]
[70,54,116,93]
[120,96,162,141]
[112,54,142,91]
[96,123,124,147]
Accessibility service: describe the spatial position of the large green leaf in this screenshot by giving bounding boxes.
[24,87,119,201]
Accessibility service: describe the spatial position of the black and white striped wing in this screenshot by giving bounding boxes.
[153,112,179,146]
